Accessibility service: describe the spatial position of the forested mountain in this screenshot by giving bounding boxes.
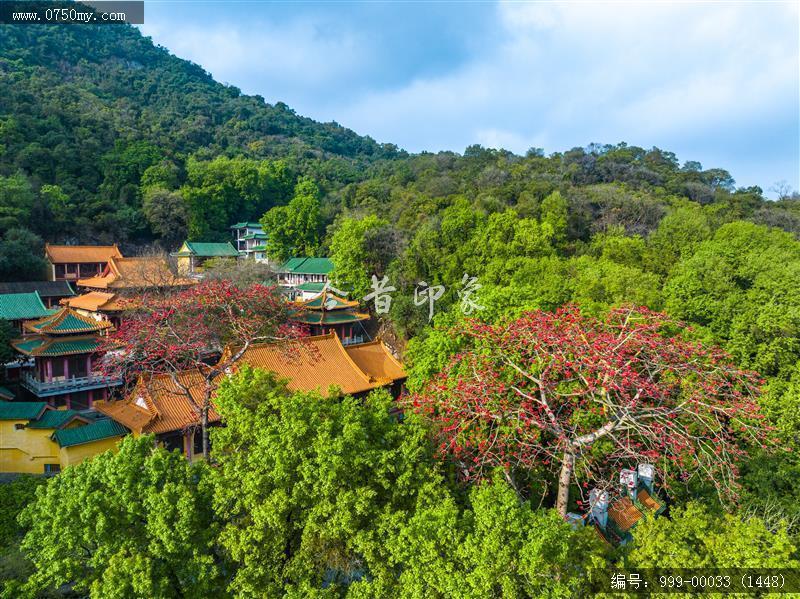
[1,14,798,255]
[0,16,400,246]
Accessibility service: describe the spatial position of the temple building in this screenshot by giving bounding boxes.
[45,244,122,282]
[230,222,268,261]
[173,241,240,275]
[290,289,370,345]
[0,401,127,474]
[94,332,406,459]
[94,370,219,460]
[0,281,75,308]
[11,307,121,409]
[0,292,54,332]
[61,291,127,328]
[276,257,333,288]
[77,255,194,292]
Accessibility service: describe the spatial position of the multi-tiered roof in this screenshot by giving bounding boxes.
[290,290,369,328]
[12,306,112,358]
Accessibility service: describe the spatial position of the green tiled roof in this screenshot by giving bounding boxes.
[178,241,240,257]
[279,257,334,275]
[13,336,103,357]
[242,232,268,240]
[53,419,128,448]
[0,386,14,400]
[251,245,267,251]
[297,282,326,292]
[0,401,48,420]
[0,292,51,321]
[303,294,353,310]
[27,311,107,334]
[230,222,263,229]
[292,311,368,325]
[27,409,86,429]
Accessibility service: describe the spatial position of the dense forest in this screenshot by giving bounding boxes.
[2,12,800,598]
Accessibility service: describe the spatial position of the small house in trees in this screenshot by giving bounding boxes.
[568,464,666,546]
[276,257,333,288]
[77,256,194,292]
[45,244,123,282]
[230,222,268,262]
[0,281,75,308]
[290,289,370,345]
[295,281,326,301]
[0,401,127,474]
[0,292,55,332]
[173,241,240,275]
[11,307,122,409]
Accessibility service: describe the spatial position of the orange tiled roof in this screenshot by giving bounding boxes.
[231,333,381,395]
[78,256,194,290]
[45,244,122,264]
[608,496,644,533]
[63,291,125,312]
[96,334,405,435]
[637,489,661,512]
[94,370,220,435]
[344,340,406,383]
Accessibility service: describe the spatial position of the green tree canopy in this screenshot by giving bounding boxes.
[329,214,394,300]
[18,436,226,598]
[261,177,322,262]
[665,221,800,377]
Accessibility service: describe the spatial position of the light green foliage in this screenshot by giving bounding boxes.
[570,256,662,314]
[183,156,293,240]
[261,177,322,262]
[540,190,569,247]
[464,210,554,284]
[665,222,800,377]
[646,202,713,275]
[389,476,604,598]
[589,225,647,269]
[0,477,45,549]
[0,174,34,234]
[209,367,439,596]
[625,503,798,568]
[0,476,48,599]
[18,436,225,598]
[329,215,392,300]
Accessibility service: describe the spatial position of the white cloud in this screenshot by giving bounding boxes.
[333,1,798,188]
[140,1,799,190]
[140,17,369,93]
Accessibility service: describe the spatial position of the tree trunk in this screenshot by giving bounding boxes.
[201,405,209,459]
[556,450,575,518]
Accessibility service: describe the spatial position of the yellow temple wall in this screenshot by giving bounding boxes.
[0,421,60,473]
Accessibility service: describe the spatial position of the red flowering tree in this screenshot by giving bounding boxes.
[409,305,768,516]
[103,280,302,458]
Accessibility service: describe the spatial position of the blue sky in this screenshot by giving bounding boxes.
[140,1,799,195]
